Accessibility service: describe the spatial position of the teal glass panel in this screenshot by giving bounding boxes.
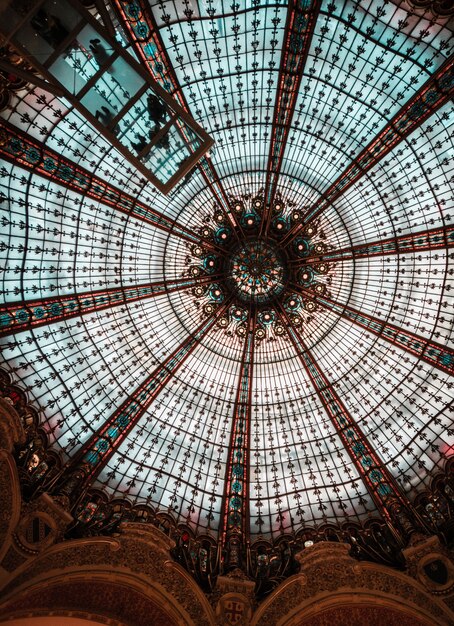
[141,121,193,183]
[71,27,113,84]
[80,57,145,124]
[117,90,172,155]
[48,55,86,94]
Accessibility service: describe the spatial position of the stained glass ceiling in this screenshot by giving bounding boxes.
[0,0,453,544]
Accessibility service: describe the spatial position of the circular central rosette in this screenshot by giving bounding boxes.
[225,239,287,304]
[187,192,333,340]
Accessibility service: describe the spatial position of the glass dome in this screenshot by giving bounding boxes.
[0,0,453,552]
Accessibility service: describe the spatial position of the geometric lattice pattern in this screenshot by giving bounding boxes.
[0,0,453,541]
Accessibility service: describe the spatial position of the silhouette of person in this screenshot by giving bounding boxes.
[147,94,167,125]
[89,39,111,68]
[155,132,170,151]
[95,106,120,135]
[131,134,147,153]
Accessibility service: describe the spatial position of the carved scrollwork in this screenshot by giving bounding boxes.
[251,542,454,626]
[407,0,454,17]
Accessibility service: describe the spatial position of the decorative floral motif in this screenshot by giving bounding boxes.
[188,191,332,341]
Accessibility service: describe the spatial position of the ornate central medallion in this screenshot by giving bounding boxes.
[187,189,333,341]
[226,240,287,304]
